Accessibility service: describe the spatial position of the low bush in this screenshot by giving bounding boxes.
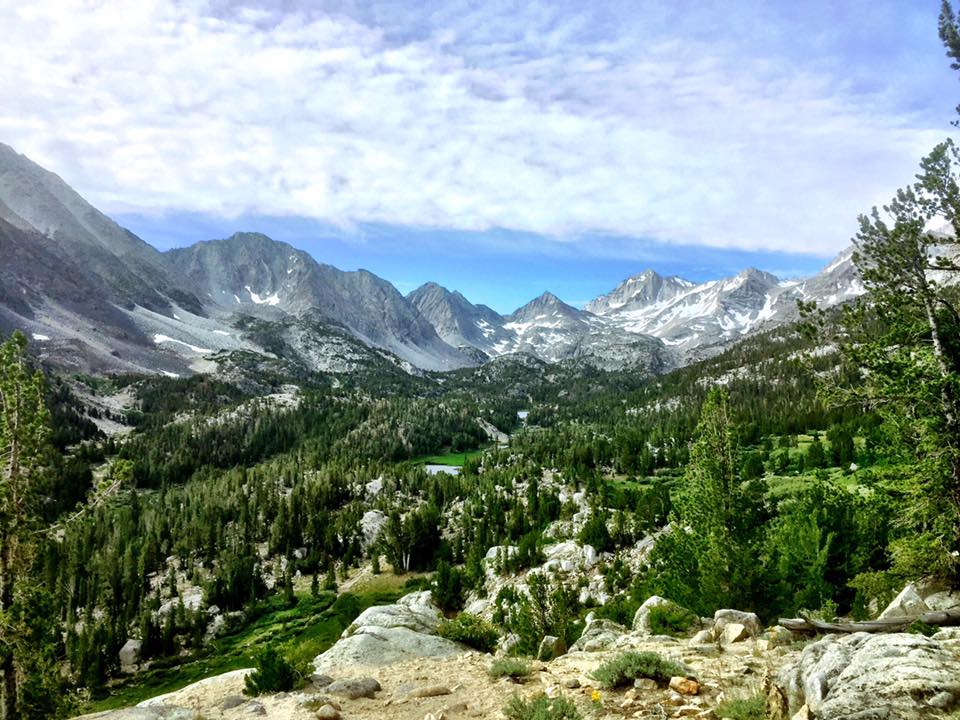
[243,645,299,695]
[591,651,688,689]
[488,657,533,680]
[646,605,698,637]
[714,693,766,720]
[503,693,583,720]
[438,612,500,653]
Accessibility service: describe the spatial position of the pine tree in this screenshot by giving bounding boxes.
[647,389,767,613]
[827,140,960,581]
[0,332,52,720]
[324,563,337,592]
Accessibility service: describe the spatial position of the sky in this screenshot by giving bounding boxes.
[0,1,957,313]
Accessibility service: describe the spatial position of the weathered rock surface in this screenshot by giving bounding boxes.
[571,618,629,652]
[777,632,960,719]
[713,608,761,638]
[119,638,142,674]
[877,583,930,620]
[345,591,441,635]
[78,711,198,720]
[315,705,341,719]
[326,677,382,700]
[359,510,387,551]
[541,541,598,573]
[220,695,245,710]
[313,591,469,671]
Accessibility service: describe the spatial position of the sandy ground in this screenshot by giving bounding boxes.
[84,638,797,720]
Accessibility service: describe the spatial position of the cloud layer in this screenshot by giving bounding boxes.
[0,0,952,255]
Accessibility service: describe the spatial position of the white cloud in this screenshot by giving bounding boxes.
[0,0,949,255]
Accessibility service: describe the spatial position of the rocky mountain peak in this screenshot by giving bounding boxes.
[510,291,581,321]
[586,269,692,316]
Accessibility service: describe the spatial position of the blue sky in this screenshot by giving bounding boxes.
[1,0,957,313]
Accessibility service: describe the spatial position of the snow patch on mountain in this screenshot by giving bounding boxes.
[245,286,281,306]
[153,334,212,354]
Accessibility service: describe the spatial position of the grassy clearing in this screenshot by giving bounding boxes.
[413,448,486,466]
[82,588,400,713]
[765,467,862,499]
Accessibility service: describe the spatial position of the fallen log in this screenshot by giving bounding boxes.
[779,608,960,635]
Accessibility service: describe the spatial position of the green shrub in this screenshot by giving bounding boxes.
[591,651,688,689]
[243,645,298,695]
[494,573,581,656]
[714,693,766,720]
[907,619,938,637]
[593,594,640,627]
[647,605,698,637]
[403,576,433,591]
[488,657,533,680]
[503,693,583,720]
[438,613,500,653]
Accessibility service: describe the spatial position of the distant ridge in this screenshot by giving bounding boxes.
[0,142,865,376]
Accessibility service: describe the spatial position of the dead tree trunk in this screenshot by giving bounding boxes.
[779,608,960,635]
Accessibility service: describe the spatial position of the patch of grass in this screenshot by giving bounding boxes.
[765,468,861,500]
[503,694,583,720]
[647,605,699,637]
[591,651,688,689]
[348,568,430,593]
[413,448,486,466]
[714,693,766,720]
[80,589,400,712]
[438,613,500,653]
[489,657,533,680]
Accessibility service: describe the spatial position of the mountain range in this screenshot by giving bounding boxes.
[0,142,866,377]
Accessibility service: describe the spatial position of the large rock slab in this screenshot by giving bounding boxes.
[343,590,441,636]
[77,711,198,720]
[314,591,469,672]
[315,625,465,671]
[777,632,960,719]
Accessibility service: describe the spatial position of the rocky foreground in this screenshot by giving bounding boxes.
[79,585,960,720]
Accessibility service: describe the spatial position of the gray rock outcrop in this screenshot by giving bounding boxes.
[571,619,629,652]
[777,632,960,719]
[119,638,142,674]
[77,710,198,720]
[313,591,469,671]
[359,510,387,552]
[877,583,930,620]
[713,608,761,638]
